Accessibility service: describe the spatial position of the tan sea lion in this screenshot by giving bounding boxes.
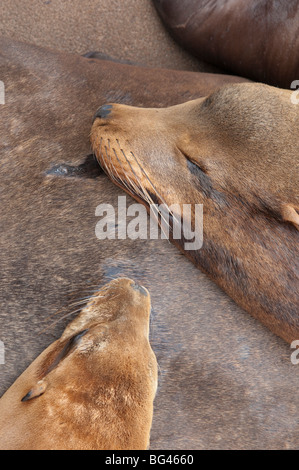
[0,278,157,450]
[91,82,299,344]
[1,38,299,450]
[153,0,299,88]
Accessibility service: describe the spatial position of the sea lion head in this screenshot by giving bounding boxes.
[91,83,298,231]
[59,276,153,343]
[0,278,158,450]
[90,83,299,343]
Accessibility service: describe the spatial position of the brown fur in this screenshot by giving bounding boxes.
[0,278,157,450]
[1,38,299,450]
[91,83,299,343]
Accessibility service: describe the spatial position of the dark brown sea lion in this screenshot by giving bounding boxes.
[153,0,299,88]
[1,38,298,450]
[0,278,157,450]
[91,83,299,344]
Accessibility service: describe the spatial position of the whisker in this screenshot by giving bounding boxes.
[43,305,69,322]
[99,136,177,242]
[38,307,85,335]
[113,149,152,205]
[130,150,180,226]
[67,289,101,295]
[106,139,123,187]
[65,299,93,308]
[44,292,122,332]
[117,148,153,201]
[104,142,146,205]
[124,173,169,238]
[126,173,147,201]
[98,137,115,183]
[48,307,87,328]
[66,285,101,293]
[118,147,172,240]
[103,146,115,180]
[42,292,101,324]
[70,295,98,302]
[111,148,136,194]
[104,143,133,196]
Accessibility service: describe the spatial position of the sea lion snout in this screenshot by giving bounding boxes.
[61,277,152,339]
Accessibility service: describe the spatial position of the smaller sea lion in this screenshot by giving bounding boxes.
[0,278,158,450]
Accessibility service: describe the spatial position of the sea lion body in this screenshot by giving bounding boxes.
[0,278,157,450]
[91,82,299,343]
[153,0,299,88]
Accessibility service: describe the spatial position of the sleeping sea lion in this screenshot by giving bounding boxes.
[91,82,299,343]
[0,278,158,450]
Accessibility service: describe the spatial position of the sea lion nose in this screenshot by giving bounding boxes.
[131,282,148,296]
[93,104,113,122]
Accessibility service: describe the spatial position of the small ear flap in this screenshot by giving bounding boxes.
[38,329,89,379]
[21,380,47,402]
[281,204,299,230]
[21,329,89,403]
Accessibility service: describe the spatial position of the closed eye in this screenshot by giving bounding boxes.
[178,148,208,175]
[187,159,206,178]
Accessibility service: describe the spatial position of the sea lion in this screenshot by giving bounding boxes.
[153,0,299,88]
[1,38,299,450]
[91,82,299,344]
[0,278,158,450]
